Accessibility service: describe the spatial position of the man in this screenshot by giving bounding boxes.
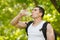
[10,6,55,40]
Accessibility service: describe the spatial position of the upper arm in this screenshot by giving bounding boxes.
[15,21,28,29]
[47,23,55,40]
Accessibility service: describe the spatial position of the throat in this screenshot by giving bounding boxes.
[32,20,43,27]
[32,17,43,27]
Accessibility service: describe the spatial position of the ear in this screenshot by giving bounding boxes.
[39,13,42,17]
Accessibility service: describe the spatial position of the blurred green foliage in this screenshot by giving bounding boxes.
[0,0,60,40]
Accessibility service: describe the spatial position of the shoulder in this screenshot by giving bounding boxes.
[47,23,52,29]
[43,21,53,32]
[47,22,54,33]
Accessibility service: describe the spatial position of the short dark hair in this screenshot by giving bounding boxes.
[35,6,45,17]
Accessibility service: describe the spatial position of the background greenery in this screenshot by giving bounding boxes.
[0,0,60,40]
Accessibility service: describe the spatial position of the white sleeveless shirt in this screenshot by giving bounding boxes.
[28,21,46,40]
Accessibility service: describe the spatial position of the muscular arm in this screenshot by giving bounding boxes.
[10,11,27,29]
[47,23,55,40]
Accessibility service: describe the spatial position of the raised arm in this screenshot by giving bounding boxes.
[10,10,28,29]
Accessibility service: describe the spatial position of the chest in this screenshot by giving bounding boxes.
[28,23,44,35]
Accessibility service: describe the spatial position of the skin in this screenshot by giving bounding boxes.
[10,7,55,40]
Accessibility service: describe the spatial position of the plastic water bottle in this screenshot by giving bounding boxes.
[20,9,31,17]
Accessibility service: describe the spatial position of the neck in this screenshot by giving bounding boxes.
[33,17,42,24]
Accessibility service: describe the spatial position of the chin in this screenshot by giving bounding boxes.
[32,15,37,18]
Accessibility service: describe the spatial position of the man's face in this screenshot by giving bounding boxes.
[31,7,42,19]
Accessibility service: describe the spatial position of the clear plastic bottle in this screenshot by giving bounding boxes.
[20,9,31,17]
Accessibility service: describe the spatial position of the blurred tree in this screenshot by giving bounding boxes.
[50,0,60,13]
[0,0,60,40]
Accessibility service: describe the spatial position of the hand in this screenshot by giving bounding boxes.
[19,9,27,16]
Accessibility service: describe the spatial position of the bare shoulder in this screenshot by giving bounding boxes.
[47,23,54,33]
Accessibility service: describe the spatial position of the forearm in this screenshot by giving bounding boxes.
[10,14,22,25]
